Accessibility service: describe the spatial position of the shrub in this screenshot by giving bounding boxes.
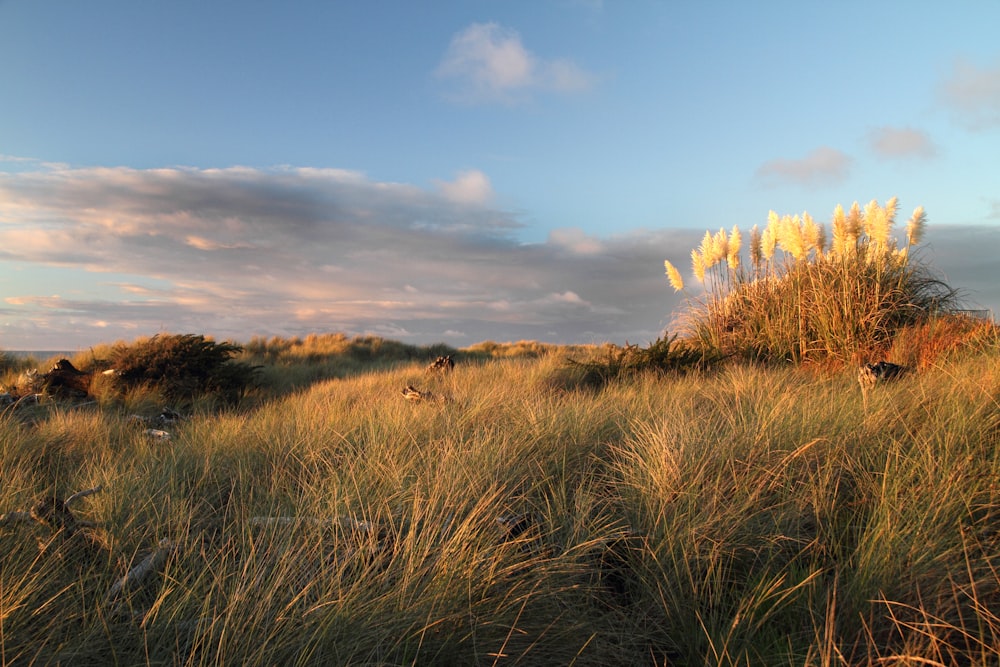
[664,198,961,364]
[103,334,258,403]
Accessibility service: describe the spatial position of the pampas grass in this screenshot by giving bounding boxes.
[665,198,963,365]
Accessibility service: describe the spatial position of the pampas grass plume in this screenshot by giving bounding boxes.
[863,199,890,252]
[691,248,706,283]
[885,195,899,226]
[664,260,684,291]
[778,214,806,261]
[831,203,848,257]
[907,205,926,247]
[749,224,762,271]
[727,225,742,269]
[762,217,778,261]
[846,201,862,244]
[712,228,729,266]
[802,212,820,256]
[699,231,716,269]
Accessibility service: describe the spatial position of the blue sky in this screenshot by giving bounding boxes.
[1,1,999,349]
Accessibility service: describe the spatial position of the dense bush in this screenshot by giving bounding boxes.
[104,334,258,402]
[665,198,962,364]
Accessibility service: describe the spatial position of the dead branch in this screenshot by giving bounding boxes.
[106,538,176,603]
[65,484,103,506]
[1,485,103,528]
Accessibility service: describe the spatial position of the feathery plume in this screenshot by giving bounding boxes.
[846,201,862,245]
[778,214,806,261]
[749,224,763,271]
[831,203,848,257]
[712,228,729,266]
[699,230,716,269]
[863,199,890,252]
[727,225,742,268]
[906,205,926,247]
[761,220,777,261]
[691,248,706,283]
[664,260,684,291]
[801,212,820,256]
[884,196,899,227]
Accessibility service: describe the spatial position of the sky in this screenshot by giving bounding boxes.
[1,1,999,350]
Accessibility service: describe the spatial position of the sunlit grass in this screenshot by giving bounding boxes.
[1,339,999,664]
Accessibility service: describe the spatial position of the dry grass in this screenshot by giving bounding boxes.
[2,336,1000,664]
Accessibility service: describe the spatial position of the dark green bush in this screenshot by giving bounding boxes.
[105,334,259,402]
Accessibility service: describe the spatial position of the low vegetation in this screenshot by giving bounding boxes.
[1,197,997,664]
[1,328,997,664]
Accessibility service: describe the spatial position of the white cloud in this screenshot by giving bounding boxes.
[436,22,596,104]
[754,147,853,188]
[434,169,494,205]
[868,126,937,160]
[940,57,1000,130]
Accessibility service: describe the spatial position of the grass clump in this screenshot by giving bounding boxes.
[665,198,963,365]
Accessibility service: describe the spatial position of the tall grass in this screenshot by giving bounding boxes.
[665,199,963,365]
[3,341,1000,664]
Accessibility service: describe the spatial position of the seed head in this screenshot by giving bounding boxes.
[664,260,684,291]
[691,249,706,283]
[906,205,926,247]
[727,225,742,268]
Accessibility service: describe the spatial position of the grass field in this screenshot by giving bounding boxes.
[2,335,999,665]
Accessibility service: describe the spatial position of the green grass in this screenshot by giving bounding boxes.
[2,343,1000,665]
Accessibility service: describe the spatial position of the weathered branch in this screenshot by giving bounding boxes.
[106,538,176,603]
[1,485,103,528]
[65,485,103,506]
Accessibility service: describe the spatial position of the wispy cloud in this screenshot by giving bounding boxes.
[0,164,687,348]
[939,57,1000,130]
[436,22,596,104]
[754,147,853,189]
[868,126,937,160]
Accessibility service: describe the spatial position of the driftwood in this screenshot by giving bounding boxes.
[66,485,104,505]
[402,385,432,402]
[858,360,908,389]
[426,355,455,374]
[1,486,175,614]
[42,359,93,398]
[0,485,103,528]
[106,538,176,604]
